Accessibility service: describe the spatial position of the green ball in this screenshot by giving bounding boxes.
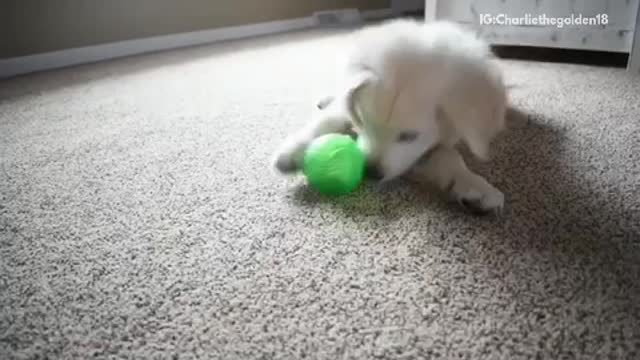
[303,134,366,195]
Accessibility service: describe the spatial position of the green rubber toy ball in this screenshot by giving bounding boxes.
[303,134,366,195]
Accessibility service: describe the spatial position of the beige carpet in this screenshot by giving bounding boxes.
[1,27,639,359]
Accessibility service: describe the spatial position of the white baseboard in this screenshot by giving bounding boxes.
[0,9,394,79]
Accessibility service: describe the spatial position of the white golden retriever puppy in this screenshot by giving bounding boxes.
[273,19,507,214]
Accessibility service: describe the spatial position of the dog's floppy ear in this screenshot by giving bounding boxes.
[342,69,375,126]
[315,70,375,126]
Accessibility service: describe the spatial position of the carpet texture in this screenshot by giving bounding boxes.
[1,27,640,359]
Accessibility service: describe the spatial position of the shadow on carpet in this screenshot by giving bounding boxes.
[291,107,639,312]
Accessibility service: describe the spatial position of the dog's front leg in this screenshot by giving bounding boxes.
[272,104,352,174]
[411,146,504,214]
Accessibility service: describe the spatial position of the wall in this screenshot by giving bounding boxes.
[391,0,424,14]
[0,0,389,59]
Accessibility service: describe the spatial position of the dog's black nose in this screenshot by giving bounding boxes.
[365,163,384,180]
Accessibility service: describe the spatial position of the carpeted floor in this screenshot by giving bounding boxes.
[1,26,639,359]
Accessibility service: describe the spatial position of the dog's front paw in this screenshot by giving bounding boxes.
[452,177,504,215]
[272,141,307,174]
[273,151,299,173]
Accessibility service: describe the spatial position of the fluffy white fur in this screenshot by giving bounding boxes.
[273,19,507,214]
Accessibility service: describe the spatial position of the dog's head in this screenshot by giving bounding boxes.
[317,70,440,182]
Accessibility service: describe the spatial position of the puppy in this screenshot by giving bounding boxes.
[273,19,507,214]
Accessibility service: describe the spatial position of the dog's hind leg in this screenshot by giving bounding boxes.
[316,95,335,110]
[411,145,504,215]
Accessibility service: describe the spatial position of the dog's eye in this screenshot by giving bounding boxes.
[396,131,419,143]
